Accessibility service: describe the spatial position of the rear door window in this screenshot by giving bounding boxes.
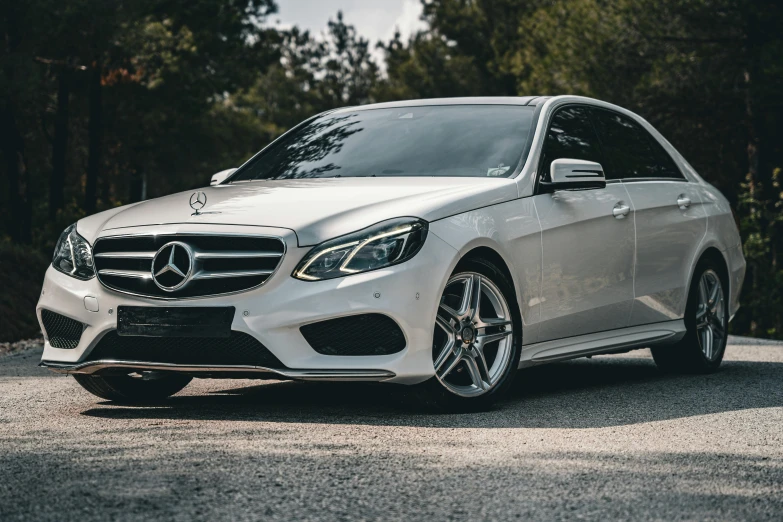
[539,106,606,183]
[589,108,684,180]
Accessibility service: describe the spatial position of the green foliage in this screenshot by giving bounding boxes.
[736,168,783,337]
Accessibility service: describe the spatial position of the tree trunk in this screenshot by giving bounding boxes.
[0,104,32,244]
[1,6,32,244]
[129,167,144,203]
[85,64,102,214]
[49,68,71,219]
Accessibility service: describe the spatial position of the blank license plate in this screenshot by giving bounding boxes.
[117,306,235,338]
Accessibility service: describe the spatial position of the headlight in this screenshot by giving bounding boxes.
[52,224,96,280]
[293,217,428,281]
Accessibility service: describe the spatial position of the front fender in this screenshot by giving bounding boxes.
[429,197,542,344]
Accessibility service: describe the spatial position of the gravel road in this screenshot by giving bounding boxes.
[1,340,781,521]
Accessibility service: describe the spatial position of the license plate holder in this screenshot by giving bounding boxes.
[117,306,235,338]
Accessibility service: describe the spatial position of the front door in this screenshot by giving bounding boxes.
[532,106,635,342]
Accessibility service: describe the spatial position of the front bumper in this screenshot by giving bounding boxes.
[37,224,458,384]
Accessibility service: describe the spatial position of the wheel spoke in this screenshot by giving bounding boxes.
[695,305,708,321]
[459,274,482,321]
[698,276,709,306]
[697,324,707,353]
[463,354,489,390]
[708,279,720,308]
[434,334,456,372]
[710,317,725,338]
[437,350,462,379]
[470,346,491,385]
[435,314,455,336]
[438,303,461,324]
[703,325,714,359]
[475,317,512,330]
[476,329,512,346]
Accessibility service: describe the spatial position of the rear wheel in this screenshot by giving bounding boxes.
[414,258,522,412]
[73,372,192,403]
[651,260,728,373]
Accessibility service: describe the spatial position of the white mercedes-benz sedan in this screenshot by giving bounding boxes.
[37,96,745,410]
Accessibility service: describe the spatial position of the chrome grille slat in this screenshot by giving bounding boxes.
[93,233,285,299]
[98,269,153,279]
[94,252,156,259]
[194,250,283,259]
[192,269,274,280]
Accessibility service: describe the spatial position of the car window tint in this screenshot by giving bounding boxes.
[540,106,605,182]
[589,108,683,180]
[228,105,536,181]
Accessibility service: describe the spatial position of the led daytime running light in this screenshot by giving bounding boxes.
[294,241,360,280]
[339,225,413,274]
[292,218,428,281]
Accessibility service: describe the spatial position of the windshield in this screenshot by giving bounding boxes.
[229,105,536,181]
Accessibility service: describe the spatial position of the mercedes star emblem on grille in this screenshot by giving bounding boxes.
[151,241,194,291]
[189,191,207,215]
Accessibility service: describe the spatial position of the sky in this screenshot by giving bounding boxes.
[271,0,427,49]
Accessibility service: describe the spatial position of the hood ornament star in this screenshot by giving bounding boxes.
[189,191,221,216]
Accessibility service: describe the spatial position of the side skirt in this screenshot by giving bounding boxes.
[519,320,686,368]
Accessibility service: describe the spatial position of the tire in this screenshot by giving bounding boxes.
[73,373,192,403]
[651,258,729,374]
[413,257,522,412]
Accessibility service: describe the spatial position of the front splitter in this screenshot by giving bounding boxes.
[41,360,396,382]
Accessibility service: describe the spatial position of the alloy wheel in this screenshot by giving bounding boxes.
[432,272,515,397]
[695,269,726,361]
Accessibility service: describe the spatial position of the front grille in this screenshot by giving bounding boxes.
[93,234,285,298]
[300,314,406,356]
[41,310,84,349]
[84,331,284,368]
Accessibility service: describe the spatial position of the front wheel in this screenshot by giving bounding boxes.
[74,373,192,403]
[651,260,728,373]
[414,258,522,412]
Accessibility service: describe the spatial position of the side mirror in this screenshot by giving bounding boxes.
[210,168,237,186]
[539,158,607,192]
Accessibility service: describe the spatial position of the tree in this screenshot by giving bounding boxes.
[230,12,381,149]
[502,0,783,335]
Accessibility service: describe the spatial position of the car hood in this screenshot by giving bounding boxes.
[78,177,517,246]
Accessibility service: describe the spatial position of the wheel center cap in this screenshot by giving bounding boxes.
[461,326,475,343]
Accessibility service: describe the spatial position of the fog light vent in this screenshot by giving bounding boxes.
[41,310,84,349]
[300,314,406,356]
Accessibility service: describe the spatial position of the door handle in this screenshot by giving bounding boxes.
[612,203,630,219]
[677,195,691,209]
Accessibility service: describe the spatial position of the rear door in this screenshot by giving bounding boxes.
[533,106,636,342]
[589,108,707,324]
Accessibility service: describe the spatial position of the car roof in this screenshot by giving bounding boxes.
[331,96,552,114]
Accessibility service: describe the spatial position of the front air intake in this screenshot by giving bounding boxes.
[300,314,406,356]
[41,310,84,349]
[84,331,285,368]
[93,233,285,299]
